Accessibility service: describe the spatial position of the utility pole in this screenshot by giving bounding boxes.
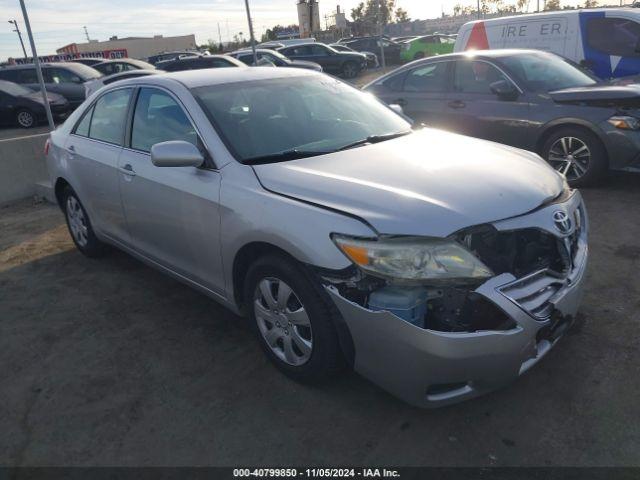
[243,0,258,66]
[477,0,481,19]
[18,0,54,130]
[83,25,90,42]
[379,0,386,69]
[217,22,222,47]
[8,19,28,59]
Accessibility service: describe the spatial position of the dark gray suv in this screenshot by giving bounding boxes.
[0,63,102,108]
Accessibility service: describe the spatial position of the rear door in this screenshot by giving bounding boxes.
[440,59,530,147]
[378,60,453,127]
[117,86,224,293]
[64,88,132,241]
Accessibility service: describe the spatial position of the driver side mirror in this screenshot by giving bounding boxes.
[490,80,519,101]
[151,140,204,168]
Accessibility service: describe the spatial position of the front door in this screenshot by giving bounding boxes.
[117,87,224,294]
[439,60,531,148]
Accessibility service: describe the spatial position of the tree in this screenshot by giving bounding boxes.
[545,0,561,11]
[395,7,410,23]
[583,0,598,7]
[350,0,396,26]
[351,2,365,22]
[516,0,528,12]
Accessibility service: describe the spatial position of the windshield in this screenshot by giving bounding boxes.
[193,76,411,163]
[0,80,33,96]
[500,53,598,92]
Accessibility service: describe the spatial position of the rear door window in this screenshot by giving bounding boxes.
[587,18,640,57]
[88,88,132,145]
[74,106,93,137]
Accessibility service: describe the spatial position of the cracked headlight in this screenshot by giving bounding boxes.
[332,235,493,282]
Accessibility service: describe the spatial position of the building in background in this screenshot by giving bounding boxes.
[297,0,321,38]
[57,34,197,60]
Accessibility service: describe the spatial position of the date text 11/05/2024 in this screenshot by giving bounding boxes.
[233,468,401,478]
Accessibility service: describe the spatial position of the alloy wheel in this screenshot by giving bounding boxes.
[547,136,591,181]
[66,196,89,247]
[17,110,34,128]
[343,63,357,79]
[254,277,313,366]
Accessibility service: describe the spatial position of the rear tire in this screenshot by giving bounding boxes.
[540,126,608,188]
[16,109,35,128]
[62,187,107,258]
[244,254,344,383]
[341,61,359,79]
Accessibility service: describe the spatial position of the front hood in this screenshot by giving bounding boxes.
[549,84,640,107]
[253,129,564,237]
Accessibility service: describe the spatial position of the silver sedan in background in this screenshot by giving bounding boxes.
[46,68,588,407]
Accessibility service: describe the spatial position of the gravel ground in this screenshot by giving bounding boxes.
[0,172,638,467]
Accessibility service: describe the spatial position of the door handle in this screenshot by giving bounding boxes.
[68,145,75,152]
[119,164,136,177]
[448,100,466,109]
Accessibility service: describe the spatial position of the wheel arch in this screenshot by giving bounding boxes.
[535,119,609,164]
[54,177,71,210]
[231,240,356,366]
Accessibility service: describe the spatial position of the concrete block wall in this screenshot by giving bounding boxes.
[0,133,52,205]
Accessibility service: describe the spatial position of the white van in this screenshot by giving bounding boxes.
[455,8,640,79]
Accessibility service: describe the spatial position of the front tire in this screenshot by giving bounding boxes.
[541,127,608,187]
[244,254,344,382]
[16,109,35,128]
[62,187,107,258]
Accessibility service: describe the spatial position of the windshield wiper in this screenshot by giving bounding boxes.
[243,149,331,165]
[337,130,413,151]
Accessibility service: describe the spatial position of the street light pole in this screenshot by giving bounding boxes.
[18,0,54,130]
[244,0,258,66]
[477,0,481,19]
[8,20,28,59]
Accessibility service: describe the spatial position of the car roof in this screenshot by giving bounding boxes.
[412,49,559,61]
[108,66,317,90]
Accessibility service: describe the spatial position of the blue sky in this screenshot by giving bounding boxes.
[1,0,597,59]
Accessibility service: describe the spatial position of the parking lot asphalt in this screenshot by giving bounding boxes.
[1,172,638,467]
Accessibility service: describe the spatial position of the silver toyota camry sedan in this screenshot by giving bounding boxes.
[45,68,588,407]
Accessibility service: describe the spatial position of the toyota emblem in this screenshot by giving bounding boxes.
[553,210,573,234]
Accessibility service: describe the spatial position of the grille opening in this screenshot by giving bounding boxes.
[426,289,517,332]
[455,226,570,279]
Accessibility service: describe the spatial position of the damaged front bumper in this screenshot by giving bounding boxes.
[325,191,588,408]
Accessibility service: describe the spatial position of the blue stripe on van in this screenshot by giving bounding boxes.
[579,11,612,79]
